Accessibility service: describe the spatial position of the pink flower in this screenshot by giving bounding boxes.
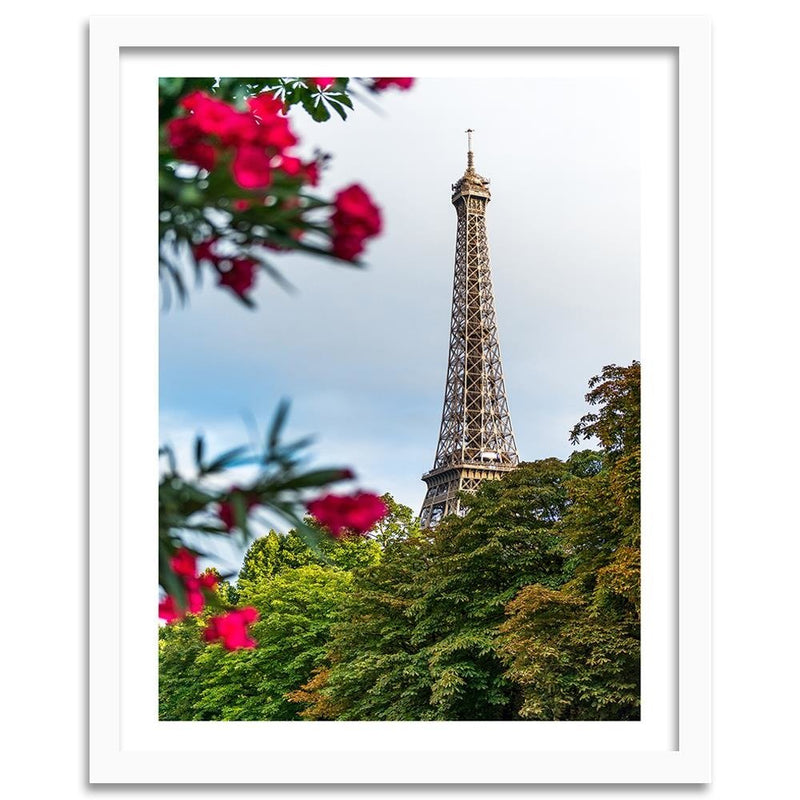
[158,594,181,624]
[170,548,197,578]
[307,491,388,538]
[204,607,259,650]
[193,238,221,264]
[161,552,220,623]
[179,91,244,142]
[246,94,298,152]
[166,116,216,171]
[330,184,382,262]
[372,77,415,91]
[331,234,366,261]
[166,91,300,190]
[216,258,258,298]
[303,160,321,186]
[309,77,336,90]
[232,144,272,189]
[217,488,261,531]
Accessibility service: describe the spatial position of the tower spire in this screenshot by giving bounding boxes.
[419,138,519,528]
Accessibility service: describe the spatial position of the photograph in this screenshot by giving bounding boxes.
[157,74,642,723]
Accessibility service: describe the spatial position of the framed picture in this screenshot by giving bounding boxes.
[90,15,710,783]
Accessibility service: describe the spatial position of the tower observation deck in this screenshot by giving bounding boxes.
[419,131,519,527]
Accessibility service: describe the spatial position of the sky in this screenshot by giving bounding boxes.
[159,76,640,524]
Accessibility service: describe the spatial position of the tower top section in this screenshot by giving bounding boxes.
[451,128,491,202]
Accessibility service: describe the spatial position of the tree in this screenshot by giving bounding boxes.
[497,362,641,720]
[296,460,576,720]
[188,565,354,721]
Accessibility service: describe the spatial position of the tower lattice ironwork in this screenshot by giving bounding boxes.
[419,132,519,527]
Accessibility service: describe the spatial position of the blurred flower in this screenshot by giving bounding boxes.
[166,90,300,189]
[372,78,414,91]
[307,491,388,538]
[217,488,261,531]
[158,594,181,624]
[204,607,259,650]
[330,184,382,261]
[231,143,272,189]
[309,77,336,90]
[216,258,258,298]
[170,547,197,578]
[160,551,219,622]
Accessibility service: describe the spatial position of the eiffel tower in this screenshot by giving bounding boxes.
[419,131,519,527]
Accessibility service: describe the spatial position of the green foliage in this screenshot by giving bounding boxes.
[158,499,412,720]
[159,363,642,723]
[497,361,641,720]
[370,493,422,547]
[187,565,353,720]
[297,460,575,720]
[158,615,207,720]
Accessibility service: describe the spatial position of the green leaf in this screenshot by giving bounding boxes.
[325,98,349,122]
[194,435,205,471]
[309,101,331,123]
[267,399,291,453]
[203,445,251,475]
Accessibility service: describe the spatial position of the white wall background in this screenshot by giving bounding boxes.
[3,1,798,797]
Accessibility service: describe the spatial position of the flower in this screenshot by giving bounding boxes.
[170,547,197,578]
[372,77,415,91]
[307,491,388,538]
[330,184,382,262]
[204,607,259,650]
[160,552,218,622]
[217,488,261,531]
[231,144,272,189]
[246,94,297,151]
[166,116,216,171]
[192,238,221,264]
[166,90,299,188]
[309,77,336,90]
[158,594,181,624]
[216,258,258,298]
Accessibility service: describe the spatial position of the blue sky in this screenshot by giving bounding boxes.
[160,76,640,522]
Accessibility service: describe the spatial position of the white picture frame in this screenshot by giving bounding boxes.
[90,14,710,784]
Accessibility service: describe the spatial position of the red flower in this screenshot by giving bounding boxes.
[193,238,221,264]
[246,92,285,122]
[303,160,321,187]
[307,491,388,538]
[277,155,303,177]
[204,607,259,651]
[330,184,382,262]
[231,144,272,189]
[372,77,415,91]
[158,594,181,624]
[166,91,299,191]
[161,551,220,623]
[217,488,261,531]
[216,258,258,298]
[309,77,336,90]
[166,116,216,171]
[247,94,297,152]
[331,234,366,261]
[170,548,197,578]
[180,91,243,142]
[232,199,251,212]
